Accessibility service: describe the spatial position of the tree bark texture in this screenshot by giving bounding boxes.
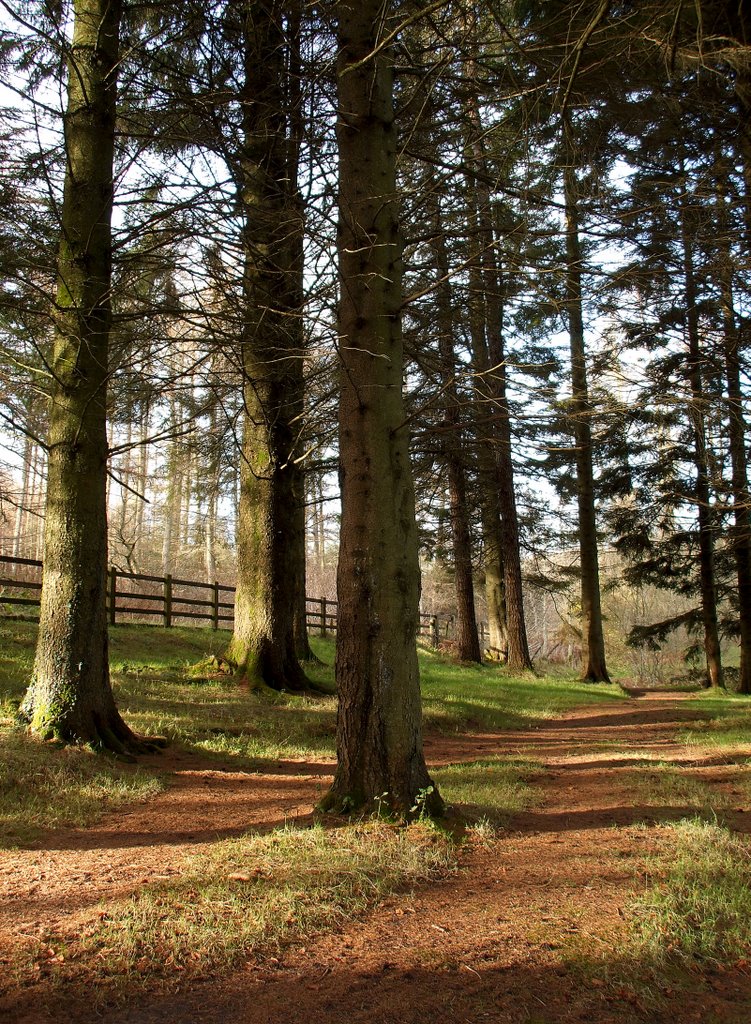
[323,0,441,817]
[462,23,531,668]
[465,207,508,660]
[226,1,308,691]
[562,127,610,683]
[21,0,153,753]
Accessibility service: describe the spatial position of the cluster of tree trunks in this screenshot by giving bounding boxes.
[17,0,751,808]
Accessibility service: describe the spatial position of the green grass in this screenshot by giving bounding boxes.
[677,690,751,751]
[628,763,731,819]
[0,617,670,1000]
[0,623,336,846]
[432,757,544,825]
[0,620,622,846]
[0,731,164,847]
[419,646,627,733]
[630,818,751,964]
[29,820,454,1002]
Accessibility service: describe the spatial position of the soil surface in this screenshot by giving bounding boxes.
[3,693,751,1023]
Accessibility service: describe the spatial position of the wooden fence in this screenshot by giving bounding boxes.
[0,554,458,642]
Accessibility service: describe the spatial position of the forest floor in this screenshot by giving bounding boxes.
[2,693,751,1023]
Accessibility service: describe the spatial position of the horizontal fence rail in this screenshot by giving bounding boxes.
[0,554,463,643]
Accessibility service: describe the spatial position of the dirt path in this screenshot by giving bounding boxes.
[3,694,751,1023]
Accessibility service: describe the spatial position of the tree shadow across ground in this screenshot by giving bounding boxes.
[26,937,751,1024]
[4,694,751,1024]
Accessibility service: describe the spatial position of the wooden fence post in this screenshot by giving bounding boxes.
[321,597,327,638]
[212,581,220,630]
[164,574,173,628]
[109,567,117,626]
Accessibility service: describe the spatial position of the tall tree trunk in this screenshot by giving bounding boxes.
[12,434,33,559]
[431,205,481,663]
[161,396,182,577]
[32,446,46,561]
[293,464,317,661]
[562,123,609,683]
[21,0,156,753]
[679,193,724,689]
[226,1,308,691]
[717,159,751,693]
[322,0,441,818]
[483,233,533,671]
[288,0,315,665]
[465,203,508,660]
[132,398,150,568]
[203,399,221,584]
[461,13,531,667]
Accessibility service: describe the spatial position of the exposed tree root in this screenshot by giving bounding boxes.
[228,645,311,694]
[319,782,445,822]
[23,707,168,761]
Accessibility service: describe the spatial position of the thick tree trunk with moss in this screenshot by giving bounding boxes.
[20,0,153,754]
[462,35,529,666]
[562,129,609,683]
[293,460,318,663]
[226,2,308,691]
[722,289,751,694]
[322,0,441,818]
[465,215,508,661]
[463,183,513,660]
[289,0,316,667]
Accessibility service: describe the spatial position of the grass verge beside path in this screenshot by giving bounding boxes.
[678,690,751,751]
[13,820,454,1008]
[0,737,164,847]
[432,757,544,826]
[5,618,751,1011]
[419,646,626,732]
[631,818,751,964]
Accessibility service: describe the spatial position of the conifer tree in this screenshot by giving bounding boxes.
[19,0,161,750]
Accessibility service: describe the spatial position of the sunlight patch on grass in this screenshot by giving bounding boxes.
[42,820,454,999]
[433,757,544,824]
[628,764,731,818]
[118,678,338,763]
[0,621,629,848]
[0,731,164,847]
[678,692,751,751]
[420,653,626,734]
[630,818,751,964]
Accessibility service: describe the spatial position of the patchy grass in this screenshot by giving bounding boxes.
[0,731,164,848]
[628,763,731,820]
[27,820,454,1004]
[630,818,751,964]
[0,622,621,845]
[433,757,544,825]
[678,690,751,752]
[419,647,627,733]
